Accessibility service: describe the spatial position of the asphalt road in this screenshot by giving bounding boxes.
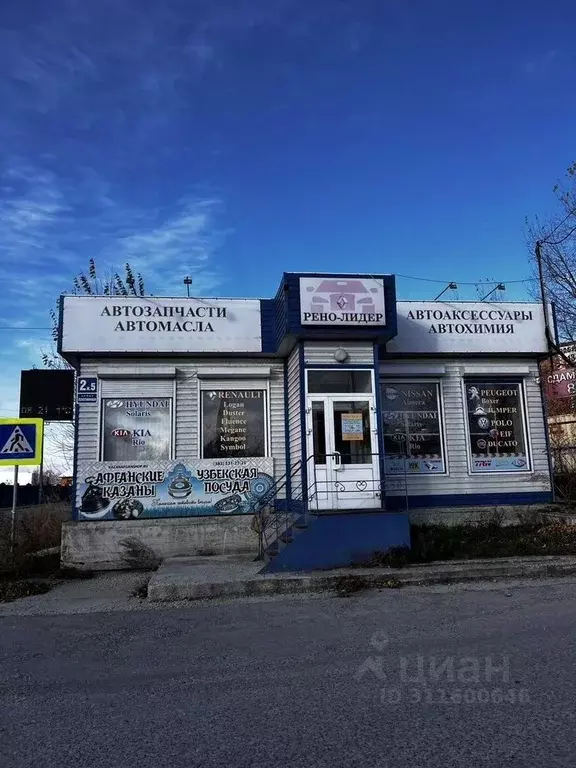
[2,581,576,768]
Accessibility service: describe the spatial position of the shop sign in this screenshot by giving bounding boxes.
[76,458,275,520]
[543,343,576,404]
[545,365,576,400]
[101,398,172,461]
[201,390,266,458]
[380,382,445,474]
[299,277,385,326]
[465,382,529,472]
[388,302,548,353]
[60,296,262,353]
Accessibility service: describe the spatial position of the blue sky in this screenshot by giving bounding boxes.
[1,0,575,462]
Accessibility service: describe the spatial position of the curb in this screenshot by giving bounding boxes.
[147,558,576,602]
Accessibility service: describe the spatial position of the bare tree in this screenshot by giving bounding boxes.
[474,277,506,302]
[44,258,147,358]
[30,468,61,486]
[527,162,576,341]
[42,259,148,472]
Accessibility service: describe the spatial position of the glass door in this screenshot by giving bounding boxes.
[307,396,380,510]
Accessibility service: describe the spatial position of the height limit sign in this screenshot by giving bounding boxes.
[77,377,98,403]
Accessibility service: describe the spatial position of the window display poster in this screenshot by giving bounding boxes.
[202,390,266,459]
[76,458,275,520]
[380,382,445,474]
[466,382,529,472]
[101,398,172,461]
[341,413,364,441]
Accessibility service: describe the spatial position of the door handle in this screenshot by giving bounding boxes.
[333,450,343,471]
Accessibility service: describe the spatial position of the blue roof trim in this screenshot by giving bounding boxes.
[260,298,276,354]
[56,294,65,355]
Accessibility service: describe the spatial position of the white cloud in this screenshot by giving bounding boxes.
[0,160,225,296]
[115,199,224,293]
[0,160,226,478]
[0,0,296,133]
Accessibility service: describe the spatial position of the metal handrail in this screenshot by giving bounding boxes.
[307,450,385,504]
[250,453,327,558]
[251,450,412,559]
[249,458,308,557]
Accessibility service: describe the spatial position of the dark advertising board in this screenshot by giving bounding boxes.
[19,369,75,421]
[101,398,172,461]
[380,382,445,473]
[201,389,266,459]
[465,382,529,472]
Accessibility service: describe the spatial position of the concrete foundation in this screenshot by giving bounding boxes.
[61,515,257,571]
[406,503,560,527]
[61,503,568,572]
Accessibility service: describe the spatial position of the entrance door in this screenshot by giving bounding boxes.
[307,396,380,510]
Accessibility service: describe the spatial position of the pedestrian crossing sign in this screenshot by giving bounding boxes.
[0,418,43,465]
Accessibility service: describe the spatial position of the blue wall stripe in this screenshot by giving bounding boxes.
[385,491,553,510]
[372,341,386,507]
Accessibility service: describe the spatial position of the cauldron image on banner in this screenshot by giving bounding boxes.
[214,494,242,512]
[112,499,144,520]
[80,477,110,514]
[168,473,193,499]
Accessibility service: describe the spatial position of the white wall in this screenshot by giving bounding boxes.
[380,358,551,499]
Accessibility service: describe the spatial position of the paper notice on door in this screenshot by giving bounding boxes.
[341,413,364,441]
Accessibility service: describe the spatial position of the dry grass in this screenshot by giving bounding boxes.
[360,518,576,568]
[0,502,69,573]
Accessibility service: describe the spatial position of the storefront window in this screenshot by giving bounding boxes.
[465,380,530,472]
[101,397,172,461]
[380,381,445,474]
[201,388,267,458]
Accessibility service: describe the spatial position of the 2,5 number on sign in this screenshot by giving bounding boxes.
[77,377,98,403]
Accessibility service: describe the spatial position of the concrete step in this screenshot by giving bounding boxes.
[147,554,576,602]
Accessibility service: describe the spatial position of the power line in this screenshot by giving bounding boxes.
[395,274,536,286]
[0,274,538,332]
[544,222,576,247]
[540,204,576,245]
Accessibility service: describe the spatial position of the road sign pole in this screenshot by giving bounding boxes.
[10,465,19,561]
[38,425,46,505]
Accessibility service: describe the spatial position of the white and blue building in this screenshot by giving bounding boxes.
[58,273,553,570]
